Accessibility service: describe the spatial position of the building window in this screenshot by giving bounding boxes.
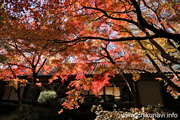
[85,83,132,103]
[105,86,120,100]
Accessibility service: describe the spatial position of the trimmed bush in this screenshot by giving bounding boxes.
[37,90,57,103]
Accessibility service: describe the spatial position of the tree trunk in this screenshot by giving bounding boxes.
[103,46,138,107]
[32,71,38,104]
[118,73,138,107]
[17,83,23,104]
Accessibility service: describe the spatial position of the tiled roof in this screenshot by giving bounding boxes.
[21,62,180,76]
[85,62,180,75]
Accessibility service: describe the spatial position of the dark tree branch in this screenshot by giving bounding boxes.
[8,64,17,79]
[14,42,32,66]
[37,58,47,74]
[54,33,179,45]
[130,0,180,42]
[82,5,139,26]
[8,63,31,69]
[142,0,166,30]
[121,25,180,93]
[168,64,180,81]
[149,39,180,64]
[138,40,180,93]
[35,55,41,67]
[54,35,161,43]
[102,46,115,64]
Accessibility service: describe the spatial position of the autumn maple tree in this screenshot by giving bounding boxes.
[0,4,68,103]
[0,1,89,105]
[1,0,180,111]
[45,0,180,109]
[0,37,55,102]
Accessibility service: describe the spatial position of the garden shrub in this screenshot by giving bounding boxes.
[37,90,57,103]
